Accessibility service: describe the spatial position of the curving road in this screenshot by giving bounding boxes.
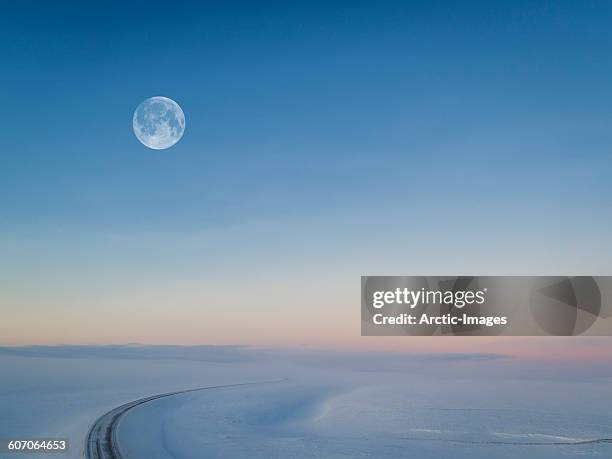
[84,379,287,459]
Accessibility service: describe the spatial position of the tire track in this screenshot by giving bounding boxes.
[400,436,612,446]
[84,378,287,458]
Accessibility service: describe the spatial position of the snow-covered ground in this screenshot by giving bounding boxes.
[0,346,275,458]
[1,346,611,458]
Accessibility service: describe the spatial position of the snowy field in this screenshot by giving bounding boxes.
[1,346,611,458]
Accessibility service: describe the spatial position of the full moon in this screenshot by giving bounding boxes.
[133,96,185,150]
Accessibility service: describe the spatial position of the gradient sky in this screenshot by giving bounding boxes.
[2,1,612,357]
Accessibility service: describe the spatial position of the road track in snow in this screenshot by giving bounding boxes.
[84,379,286,458]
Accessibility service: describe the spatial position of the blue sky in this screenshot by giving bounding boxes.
[2,1,612,346]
